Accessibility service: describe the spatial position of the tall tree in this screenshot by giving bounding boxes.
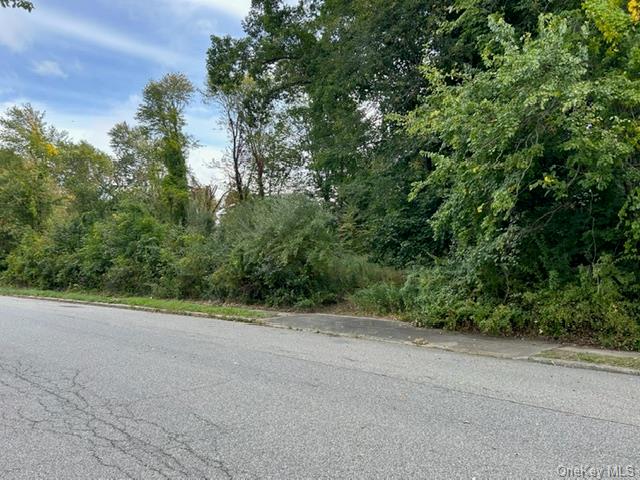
[207,57,305,201]
[136,73,194,224]
[213,85,252,203]
[0,105,113,266]
[211,0,588,264]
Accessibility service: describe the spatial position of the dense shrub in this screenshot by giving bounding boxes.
[4,204,175,296]
[3,213,92,289]
[0,150,57,269]
[4,233,55,289]
[349,282,406,315]
[210,195,390,307]
[77,204,173,294]
[351,259,640,350]
[3,195,393,307]
[522,264,640,350]
[155,231,220,299]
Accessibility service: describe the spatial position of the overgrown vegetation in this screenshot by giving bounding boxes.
[1,0,639,349]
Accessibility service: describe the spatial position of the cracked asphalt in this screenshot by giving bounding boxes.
[1,296,639,479]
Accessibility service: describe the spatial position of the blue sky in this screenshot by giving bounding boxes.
[0,0,253,184]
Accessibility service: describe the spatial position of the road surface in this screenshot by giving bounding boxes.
[1,296,638,479]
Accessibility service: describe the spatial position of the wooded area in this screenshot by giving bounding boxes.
[1,0,639,349]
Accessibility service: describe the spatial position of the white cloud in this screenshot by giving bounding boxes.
[176,0,251,18]
[173,0,298,18]
[0,9,33,51]
[194,18,218,35]
[32,60,67,78]
[37,8,184,64]
[0,7,184,64]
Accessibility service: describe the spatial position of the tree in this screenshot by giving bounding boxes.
[404,5,640,295]
[53,141,113,214]
[0,149,56,267]
[207,62,306,202]
[136,73,195,224]
[109,122,162,195]
[212,85,252,203]
[208,0,586,214]
[0,104,115,215]
[0,104,65,167]
[188,183,224,234]
[0,105,64,233]
[0,0,33,10]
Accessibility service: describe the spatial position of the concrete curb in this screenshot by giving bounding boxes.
[528,356,640,377]
[262,321,640,376]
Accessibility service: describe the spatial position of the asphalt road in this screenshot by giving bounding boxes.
[1,297,639,480]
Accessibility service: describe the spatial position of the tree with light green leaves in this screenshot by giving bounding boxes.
[404,1,640,297]
[136,73,195,225]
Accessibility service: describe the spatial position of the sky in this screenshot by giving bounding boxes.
[0,0,254,185]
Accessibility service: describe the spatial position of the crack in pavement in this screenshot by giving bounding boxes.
[0,357,243,479]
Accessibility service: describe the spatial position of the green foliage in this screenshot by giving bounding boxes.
[2,0,640,351]
[109,121,162,194]
[0,149,56,266]
[136,73,195,224]
[156,230,219,299]
[4,205,169,294]
[3,194,390,307]
[404,7,640,299]
[349,282,406,315]
[338,158,443,267]
[54,141,114,214]
[352,260,640,349]
[584,0,634,45]
[523,257,640,350]
[79,204,173,294]
[0,0,33,10]
[210,195,386,306]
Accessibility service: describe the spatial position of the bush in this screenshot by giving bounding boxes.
[155,230,221,299]
[3,232,54,289]
[3,195,396,307]
[3,213,89,289]
[351,257,640,350]
[78,204,174,295]
[477,304,523,335]
[350,282,406,315]
[523,267,640,350]
[4,204,177,296]
[0,150,57,269]
[210,195,389,306]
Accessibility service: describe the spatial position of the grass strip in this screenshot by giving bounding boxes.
[538,349,640,371]
[0,286,269,319]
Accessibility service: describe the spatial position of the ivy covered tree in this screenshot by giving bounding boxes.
[136,73,195,225]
